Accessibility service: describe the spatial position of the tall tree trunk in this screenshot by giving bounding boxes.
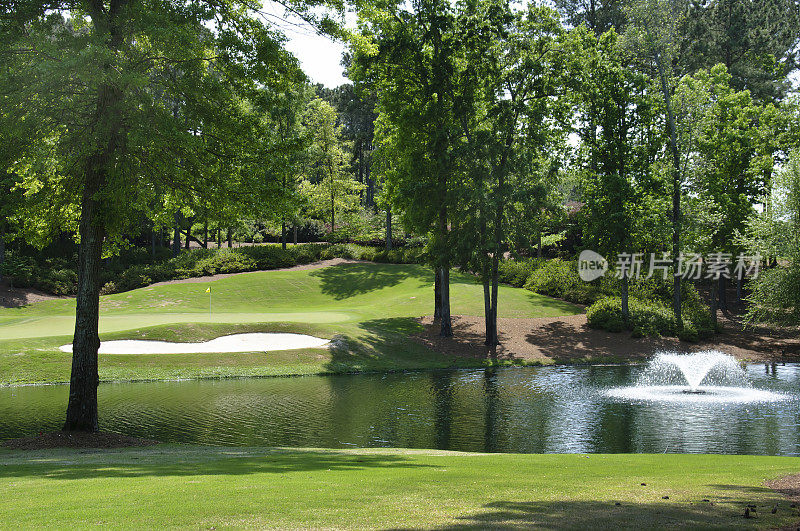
[439,266,452,337]
[227,227,232,248]
[483,273,492,346]
[736,274,743,306]
[385,208,392,251]
[203,221,208,249]
[0,232,5,283]
[293,224,298,245]
[64,142,113,432]
[150,227,156,261]
[172,214,181,256]
[710,278,718,331]
[537,231,542,258]
[184,226,190,249]
[489,252,500,355]
[331,190,335,234]
[621,271,629,321]
[718,275,727,313]
[434,269,442,321]
[216,228,221,248]
[281,219,287,250]
[656,53,683,330]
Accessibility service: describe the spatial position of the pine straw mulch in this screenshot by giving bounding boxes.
[414,313,800,364]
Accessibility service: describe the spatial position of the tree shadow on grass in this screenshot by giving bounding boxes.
[320,317,487,375]
[0,447,431,480]
[309,263,427,300]
[392,494,796,530]
[322,318,433,373]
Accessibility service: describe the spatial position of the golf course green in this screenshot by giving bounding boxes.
[0,262,581,385]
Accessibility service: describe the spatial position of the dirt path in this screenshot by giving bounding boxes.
[145,258,368,287]
[415,314,800,364]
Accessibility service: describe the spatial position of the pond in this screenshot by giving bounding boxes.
[2,363,799,455]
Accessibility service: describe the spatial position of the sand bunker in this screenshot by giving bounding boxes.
[58,333,330,355]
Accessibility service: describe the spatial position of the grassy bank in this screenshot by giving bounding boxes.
[0,262,581,385]
[0,446,798,528]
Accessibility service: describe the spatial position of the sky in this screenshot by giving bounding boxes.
[263,3,800,93]
[261,3,350,88]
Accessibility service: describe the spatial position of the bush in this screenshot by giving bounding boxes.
[5,242,427,296]
[497,258,543,287]
[522,259,609,304]
[0,252,78,295]
[586,295,713,341]
[586,297,627,332]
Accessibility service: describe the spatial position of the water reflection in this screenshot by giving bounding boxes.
[1,364,799,455]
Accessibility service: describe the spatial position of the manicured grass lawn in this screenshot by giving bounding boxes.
[0,263,581,385]
[0,446,798,528]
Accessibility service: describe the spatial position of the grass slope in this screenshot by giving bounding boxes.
[0,263,581,385]
[0,446,798,529]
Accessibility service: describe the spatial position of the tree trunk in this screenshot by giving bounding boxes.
[656,53,683,330]
[483,273,492,346]
[203,221,208,249]
[184,225,190,249]
[172,214,181,257]
[537,232,542,258]
[710,278,718,331]
[293,224,298,245]
[331,190,335,234]
[227,227,233,248]
[385,208,392,251]
[718,275,727,312]
[64,158,109,432]
[439,266,452,337]
[150,228,156,261]
[736,274,743,306]
[281,220,287,250]
[0,232,5,283]
[621,272,629,322]
[217,228,221,248]
[489,252,500,355]
[434,269,442,321]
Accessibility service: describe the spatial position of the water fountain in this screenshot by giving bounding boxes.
[606,350,789,403]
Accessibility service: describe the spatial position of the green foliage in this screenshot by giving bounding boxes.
[523,259,609,305]
[585,297,629,332]
[10,244,427,296]
[0,252,76,295]
[740,151,800,325]
[300,98,364,232]
[587,294,714,340]
[497,259,545,288]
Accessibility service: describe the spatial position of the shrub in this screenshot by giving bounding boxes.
[586,294,713,341]
[523,259,608,304]
[586,297,627,332]
[524,259,577,298]
[497,258,543,287]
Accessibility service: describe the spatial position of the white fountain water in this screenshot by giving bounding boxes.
[606,350,789,403]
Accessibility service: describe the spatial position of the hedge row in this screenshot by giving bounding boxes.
[2,243,425,296]
[498,257,714,341]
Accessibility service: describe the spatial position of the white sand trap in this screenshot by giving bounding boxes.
[58,333,330,355]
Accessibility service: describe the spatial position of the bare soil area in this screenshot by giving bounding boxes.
[0,281,66,309]
[2,431,159,450]
[415,313,800,364]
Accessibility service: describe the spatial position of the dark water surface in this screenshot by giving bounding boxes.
[2,364,799,454]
